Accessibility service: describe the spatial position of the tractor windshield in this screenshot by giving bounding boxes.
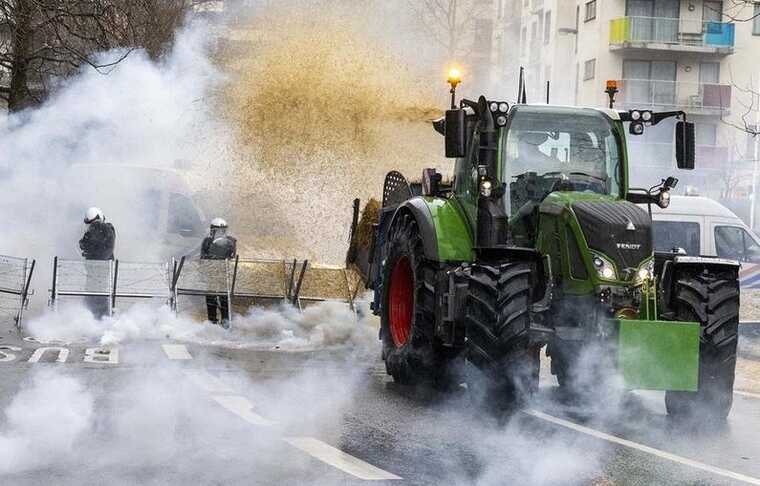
[503,106,623,214]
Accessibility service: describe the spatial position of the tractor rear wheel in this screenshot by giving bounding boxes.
[380,214,454,387]
[665,270,739,420]
[465,263,538,408]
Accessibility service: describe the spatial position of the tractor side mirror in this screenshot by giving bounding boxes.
[445,109,466,158]
[675,121,695,170]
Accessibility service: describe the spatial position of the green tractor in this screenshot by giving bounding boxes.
[348,74,740,418]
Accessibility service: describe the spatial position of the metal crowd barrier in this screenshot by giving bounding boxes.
[51,258,171,317]
[50,255,362,320]
[0,254,35,328]
[291,261,363,310]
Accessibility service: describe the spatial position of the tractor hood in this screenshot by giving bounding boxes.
[571,198,652,272]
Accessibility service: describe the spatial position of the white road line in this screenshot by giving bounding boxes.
[183,369,234,394]
[28,347,69,363]
[161,344,192,360]
[284,437,402,481]
[211,395,277,427]
[735,390,760,400]
[525,409,760,485]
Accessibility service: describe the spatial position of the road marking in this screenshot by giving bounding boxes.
[735,390,760,400]
[211,395,277,427]
[162,344,192,360]
[83,348,119,364]
[183,369,234,394]
[0,346,21,362]
[525,409,760,485]
[28,347,69,363]
[284,437,402,481]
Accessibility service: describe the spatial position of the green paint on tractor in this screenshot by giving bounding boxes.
[617,319,700,391]
[422,197,474,262]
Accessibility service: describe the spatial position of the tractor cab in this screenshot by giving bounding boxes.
[501,105,625,247]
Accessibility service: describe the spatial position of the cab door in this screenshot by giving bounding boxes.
[452,125,479,231]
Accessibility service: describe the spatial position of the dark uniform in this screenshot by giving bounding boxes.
[201,234,236,324]
[79,221,116,318]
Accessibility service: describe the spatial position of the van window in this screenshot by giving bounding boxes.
[652,221,700,255]
[168,193,202,235]
[715,226,760,262]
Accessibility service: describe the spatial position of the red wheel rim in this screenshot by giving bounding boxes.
[388,257,413,348]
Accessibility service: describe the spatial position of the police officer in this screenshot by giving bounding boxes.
[79,207,116,319]
[201,218,236,327]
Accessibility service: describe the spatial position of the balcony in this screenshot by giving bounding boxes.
[614,79,731,116]
[609,17,734,54]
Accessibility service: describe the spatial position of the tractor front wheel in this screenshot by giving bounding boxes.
[380,214,455,387]
[665,270,739,420]
[465,263,538,409]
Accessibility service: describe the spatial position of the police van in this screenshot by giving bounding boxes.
[649,195,760,289]
[61,164,207,261]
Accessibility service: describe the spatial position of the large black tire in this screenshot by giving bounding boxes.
[665,270,739,420]
[465,263,539,407]
[380,213,455,387]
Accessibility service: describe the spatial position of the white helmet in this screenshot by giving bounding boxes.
[210,217,228,238]
[84,207,104,224]
[210,217,228,230]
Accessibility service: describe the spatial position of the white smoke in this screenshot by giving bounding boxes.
[0,369,93,474]
[25,299,377,352]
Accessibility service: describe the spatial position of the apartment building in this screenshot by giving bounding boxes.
[499,0,760,207]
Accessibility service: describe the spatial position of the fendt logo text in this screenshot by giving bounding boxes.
[617,243,641,250]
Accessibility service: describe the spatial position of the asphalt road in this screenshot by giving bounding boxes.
[1,321,760,486]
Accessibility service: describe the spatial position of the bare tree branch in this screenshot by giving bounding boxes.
[0,0,201,112]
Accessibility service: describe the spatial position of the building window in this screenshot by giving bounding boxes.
[544,11,552,44]
[585,0,597,22]
[754,3,760,35]
[703,1,722,22]
[583,59,596,81]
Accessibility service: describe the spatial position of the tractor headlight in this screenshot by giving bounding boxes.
[498,102,509,113]
[480,179,493,197]
[658,189,671,208]
[592,254,617,280]
[635,260,655,283]
[489,102,499,112]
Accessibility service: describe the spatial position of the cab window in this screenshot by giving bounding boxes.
[653,221,700,255]
[715,226,760,262]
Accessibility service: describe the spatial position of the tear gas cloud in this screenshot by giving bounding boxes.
[25,299,376,353]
